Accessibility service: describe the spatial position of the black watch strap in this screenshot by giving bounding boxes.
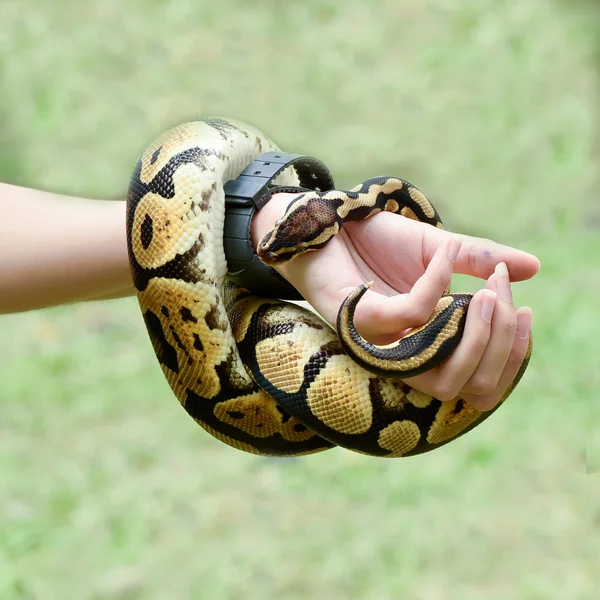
[223,151,335,299]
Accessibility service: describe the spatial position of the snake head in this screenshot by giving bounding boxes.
[257,191,344,265]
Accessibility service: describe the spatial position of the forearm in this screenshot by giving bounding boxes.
[0,183,133,314]
[0,183,295,315]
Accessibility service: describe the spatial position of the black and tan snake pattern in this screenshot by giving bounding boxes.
[126,117,532,458]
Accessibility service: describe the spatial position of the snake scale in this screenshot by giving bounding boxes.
[125,117,532,458]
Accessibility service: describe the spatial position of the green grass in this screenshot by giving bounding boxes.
[0,0,597,598]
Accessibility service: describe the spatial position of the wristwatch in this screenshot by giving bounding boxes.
[223,151,335,299]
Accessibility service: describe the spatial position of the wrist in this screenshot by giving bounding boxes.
[224,152,334,300]
[249,192,296,250]
[249,192,299,280]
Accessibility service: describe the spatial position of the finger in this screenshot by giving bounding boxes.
[400,285,497,401]
[463,307,533,411]
[351,237,461,344]
[421,221,540,282]
[460,262,518,397]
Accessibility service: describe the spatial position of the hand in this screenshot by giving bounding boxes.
[251,192,539,411]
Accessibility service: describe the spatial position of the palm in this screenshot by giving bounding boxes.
[322,214,430,296]
[278,211,448,344]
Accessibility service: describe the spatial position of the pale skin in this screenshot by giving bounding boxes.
[0,183,539,411]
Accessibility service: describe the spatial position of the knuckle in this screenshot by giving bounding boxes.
[467,330,490,354]
[507,345,527,369]
[433,383,460,402]
[499,317,517,337]
[468,244,482,276]
[434,267,452,288]
[408,303,431,324]
[366,301,386,323]
[465,376,498,396]
[465,394,499,412]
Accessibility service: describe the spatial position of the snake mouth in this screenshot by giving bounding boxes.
[257,239,296,265]
[258,234,331,266]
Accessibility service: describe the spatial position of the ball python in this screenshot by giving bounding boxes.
[126,117,532,458]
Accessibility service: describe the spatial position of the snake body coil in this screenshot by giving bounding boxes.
[126,117,531,458]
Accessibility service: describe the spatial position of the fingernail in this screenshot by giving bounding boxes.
[481,291,496,323]
[525,253,541,273]
[516,308,532,339]
[447,238,461,263]
[495,262,513,303]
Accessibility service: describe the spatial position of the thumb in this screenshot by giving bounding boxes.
[350,238,461,344]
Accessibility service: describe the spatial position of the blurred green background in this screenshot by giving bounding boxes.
[0,1,597,598]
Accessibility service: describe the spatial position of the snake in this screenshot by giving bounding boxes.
[125,117,532,458]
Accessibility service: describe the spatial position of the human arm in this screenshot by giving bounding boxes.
[0,183,539,412]
[0,183,133,313]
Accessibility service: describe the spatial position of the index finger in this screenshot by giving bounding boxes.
[422,226,540,282]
